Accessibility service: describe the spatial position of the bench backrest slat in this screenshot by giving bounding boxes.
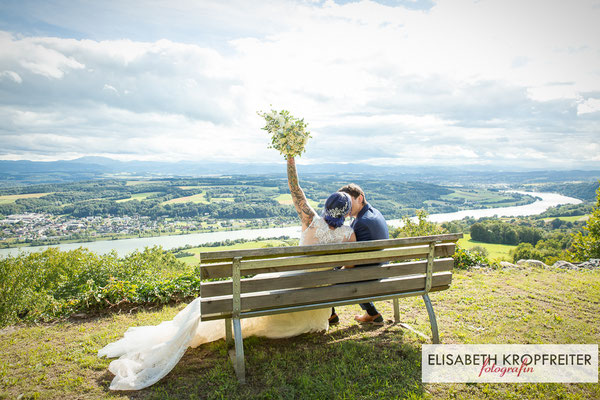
[201,272,452,318]
[199,233,463,263]
[201,257,454,297]
[200,243,456,279]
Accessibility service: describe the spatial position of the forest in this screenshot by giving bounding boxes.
[0,175,542,220]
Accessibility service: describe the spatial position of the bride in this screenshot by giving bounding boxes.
[98,156,356,390]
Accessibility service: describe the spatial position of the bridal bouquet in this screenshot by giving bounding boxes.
[258,108,311,158]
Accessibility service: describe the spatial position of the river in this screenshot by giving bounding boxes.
[0,191,581,257]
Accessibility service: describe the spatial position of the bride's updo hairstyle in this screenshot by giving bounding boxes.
[322,192,352,228]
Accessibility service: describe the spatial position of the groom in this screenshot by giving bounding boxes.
[330,183,389,325]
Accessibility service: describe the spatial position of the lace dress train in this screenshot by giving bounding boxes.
[98,217,353,390]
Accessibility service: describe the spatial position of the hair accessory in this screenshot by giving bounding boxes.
[322,192,352,228]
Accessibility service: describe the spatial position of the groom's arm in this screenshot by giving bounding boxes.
[287,157,316,229]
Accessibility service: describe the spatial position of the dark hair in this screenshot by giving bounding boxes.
[322,192,351,228]
[338,183,365,204]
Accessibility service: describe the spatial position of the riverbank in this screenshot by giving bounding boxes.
[0,191,582,258]
[0,221,298,250]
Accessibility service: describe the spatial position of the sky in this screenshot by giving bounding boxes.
[0,0,599,170]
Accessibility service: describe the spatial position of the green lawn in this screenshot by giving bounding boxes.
[162,193,235,205]
[441,189,532,207]
[176,239,294,265]
[458,233,517,261]
[1,266,598,399]
[275,193,320,209]
[542,215,590,223]
[115,192,161,203]
[125,180,163,186]
[0,192,53,204]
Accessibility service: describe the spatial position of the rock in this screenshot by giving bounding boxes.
[553,260,578,269]
[500,261,517,269]
[516,259,550,268]
[578,259,600,269]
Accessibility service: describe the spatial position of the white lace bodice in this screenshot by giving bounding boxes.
[300,215,354,246]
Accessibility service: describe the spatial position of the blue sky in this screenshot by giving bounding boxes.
[0,0,599,169]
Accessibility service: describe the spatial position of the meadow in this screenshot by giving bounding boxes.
[174,239,296,265]
[457,233,517,261]
[0,193,54,205]
[1,266,598,399]
[115,192,162,203]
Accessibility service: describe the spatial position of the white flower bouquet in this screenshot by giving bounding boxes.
[258,109,311,158]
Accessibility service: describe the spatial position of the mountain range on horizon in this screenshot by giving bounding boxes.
[1,156,600,187]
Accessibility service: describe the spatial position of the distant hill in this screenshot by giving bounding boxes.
[0,157,599,187]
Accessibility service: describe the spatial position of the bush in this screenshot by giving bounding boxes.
[510,241,570,265]
[569,182,600,261]
[469,245,489,258]
[0,246,192,327]
[453,245,489,270]
[391,209,446,238]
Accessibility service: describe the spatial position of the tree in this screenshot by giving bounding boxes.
[390,209,445,238]
[569,182,600,261]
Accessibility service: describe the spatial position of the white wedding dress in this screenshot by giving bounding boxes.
[98,216,354,390]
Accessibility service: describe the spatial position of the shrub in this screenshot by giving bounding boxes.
[453,245,488,270]
[569,182,600,261]
[469,245,489,258]
[0,246,192,327]
[511,241,571,265]
[391,209,446,238]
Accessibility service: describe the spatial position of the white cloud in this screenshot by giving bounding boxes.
[577,98,600,115]
[0,70,22,83]
[0,0,599,169]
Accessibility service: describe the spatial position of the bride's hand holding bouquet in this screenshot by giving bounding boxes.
[257,108,311,159]
[258,108,314,228]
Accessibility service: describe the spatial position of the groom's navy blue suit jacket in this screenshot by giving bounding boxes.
[351,202,389,243]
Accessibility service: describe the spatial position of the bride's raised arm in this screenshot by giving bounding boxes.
[287,156,317,230]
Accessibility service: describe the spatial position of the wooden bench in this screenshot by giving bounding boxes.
[197,232,462,382]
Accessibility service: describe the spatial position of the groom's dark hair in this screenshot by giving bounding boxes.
[338,183,366,205]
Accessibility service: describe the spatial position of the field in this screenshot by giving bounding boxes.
[115,192,161,203]
[440,189,532,207]
[275,193,320,209]
[543,215,590,223]
[458,233,517,261]
[0,193,53,204]
[162,193,235,205]
[1,266,598,399]
[175,239,294,265]
[124,181,164,186]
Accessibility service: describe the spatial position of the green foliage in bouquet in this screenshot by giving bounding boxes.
[258,108,311,158]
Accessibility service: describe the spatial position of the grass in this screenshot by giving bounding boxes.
[441,189,533,207]
[275,193,320,209]
[124,181,163,186]
[0,193,53,204]
[1,266,599,399]
[458,233,517,261]
[542,215,590,223]
[115,192,161,203]
[162,194,235,205]
[176,239,293,265]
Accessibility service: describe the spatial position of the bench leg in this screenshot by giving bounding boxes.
[393,298,400,323]
[422,294,440,344]
[231,318,246,383]
[225,318,233,346]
